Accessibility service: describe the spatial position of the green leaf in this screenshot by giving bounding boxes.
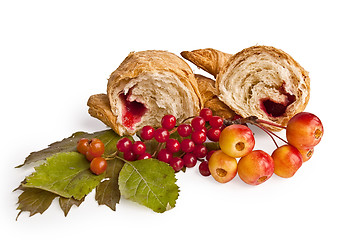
[204,141,220,151]
[118,159,179,213]
[24,152,104,200]
[16,129,125,168]
[95,158,124,210]
[59,197,85,217]
[16,187,58,220]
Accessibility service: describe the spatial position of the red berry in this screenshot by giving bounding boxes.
[157,149,172,163]
[177,124,192,137]
[207,128,221,142]
[166,138,180,153]
[180,139,195,153]
[161,115,176,130]
[123,150,136,161]
[209,116,224,129]
[170,157,184,172]
[140,125,155,140]
[191,130,207,144]
[200,127,207,133]
[183,153,197,168]
[199,161,211,176]
[88,138,105,157]
[206,150,216,161]
[191,116,206,130]
[193,144,207,159]
[137,152,152,160]
[90,157,107,175]
[199,108,213,121]
[77,138,90,155]
[132,141,146,155]
[117,137,132,152]
[85,150,95,162]
[154,128,170,143]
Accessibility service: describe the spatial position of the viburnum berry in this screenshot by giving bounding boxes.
[161,115,177,130]
[88,138,105,157]
[140,125,155,140]
[123,150,137,161]
[177,124,192,137]
[183,153,197,168]
[170,157,184,172]
[77,138,90,155]
[206,150,216,161]
[85,150,95,162]
[199,108,213,121]
[191,130,207,144]
[193,144,207,159]
[117,137,132,152]
[180,139,195,153]
[154,128,170,143]
[207,128,221,142]
[209,116,224,129]
[166,138,180,153]
[132,141,146,155]
[137,152,152,160]
[199,161,211,176]
[90,157,107,175]
[157,149,173,163]
[191,116,206,131]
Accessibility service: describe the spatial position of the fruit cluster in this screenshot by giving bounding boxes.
[116,108,224,173]
[76,138,107,175]
[209,112,324,185]
[80,108,324,186]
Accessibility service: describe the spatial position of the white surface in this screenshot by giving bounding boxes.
[1,0,360,239]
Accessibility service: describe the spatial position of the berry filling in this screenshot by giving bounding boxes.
[119,91,147,129]
[260,84,296,117]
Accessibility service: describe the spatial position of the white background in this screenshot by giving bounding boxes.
[1,0,360,239]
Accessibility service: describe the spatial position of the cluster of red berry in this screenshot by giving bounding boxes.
[116,108,224,174]
[76,108,324,185]
[76,138,107,175]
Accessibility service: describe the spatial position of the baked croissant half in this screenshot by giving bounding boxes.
[88,50,202,136]
[181,46,310,131]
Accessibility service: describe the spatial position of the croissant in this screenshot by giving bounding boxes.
[194,74,236,120]
[88,50,202,136]
[181,46,310,131]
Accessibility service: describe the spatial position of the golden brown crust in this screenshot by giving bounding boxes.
[107,50,202,111]
[87,94,120,135]
[181,49,232,78]
[183,46,310,131]
[217,45,310,131]
[195,74,236,120]
[88,50,203,136]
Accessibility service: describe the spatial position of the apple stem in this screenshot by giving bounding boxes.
[255,123,279,148]
[254,123,288,146]
[255,119,287,129]
[223,116,290,148]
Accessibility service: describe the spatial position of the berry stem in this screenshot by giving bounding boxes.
[152,142,165,158]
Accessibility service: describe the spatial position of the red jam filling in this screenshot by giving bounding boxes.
[260,84,296,118]
[119,92,147,129]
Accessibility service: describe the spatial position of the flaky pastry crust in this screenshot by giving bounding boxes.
[88,50,202,136]
[182,46,310,131]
